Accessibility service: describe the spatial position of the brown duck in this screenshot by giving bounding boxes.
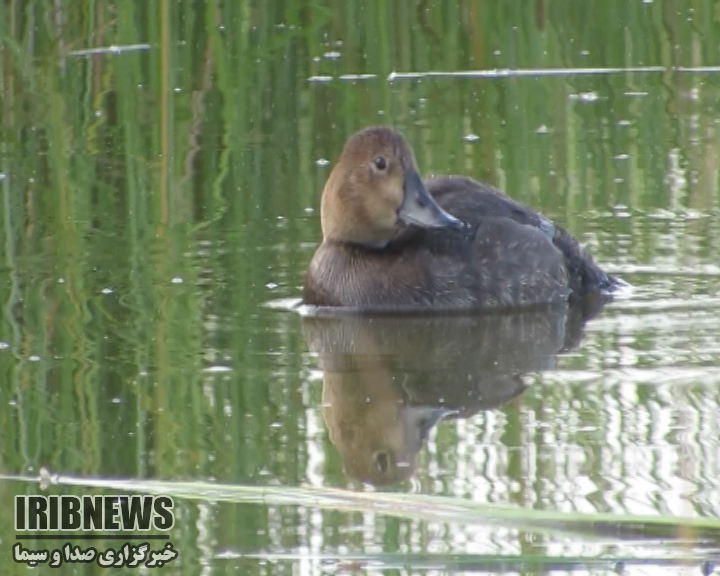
[303,126,622,311]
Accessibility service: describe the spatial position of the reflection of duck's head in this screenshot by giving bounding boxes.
[319,126,461,247]
[322,373,452,485]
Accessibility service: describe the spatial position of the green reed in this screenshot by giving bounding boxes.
[0,1,719,574]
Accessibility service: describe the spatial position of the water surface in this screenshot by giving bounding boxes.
[1,1,720,574]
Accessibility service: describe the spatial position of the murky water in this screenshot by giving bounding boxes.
[1,2,720,575]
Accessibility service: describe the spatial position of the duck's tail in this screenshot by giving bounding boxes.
[552,225,626,297]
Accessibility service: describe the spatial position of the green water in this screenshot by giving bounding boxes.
[1,1,720,574]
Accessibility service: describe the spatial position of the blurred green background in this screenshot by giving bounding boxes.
[1,1,719,574]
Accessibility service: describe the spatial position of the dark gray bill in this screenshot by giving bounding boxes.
[403,406,458,450]
[399,171,463,229]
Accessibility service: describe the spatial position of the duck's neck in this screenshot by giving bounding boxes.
[346,238,390,250]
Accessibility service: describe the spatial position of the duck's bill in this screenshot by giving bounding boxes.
[403,406,457,449]
[399,171,464,229]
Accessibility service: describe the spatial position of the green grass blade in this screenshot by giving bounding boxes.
[5,472,720,544]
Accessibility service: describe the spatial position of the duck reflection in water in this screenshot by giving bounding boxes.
[302,297,605,486]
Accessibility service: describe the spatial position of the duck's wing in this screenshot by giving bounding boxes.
[460,215,571,308]
[426,176,619,295]
[426,176,555,233]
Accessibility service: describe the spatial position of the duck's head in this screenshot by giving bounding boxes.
[320,126,463,247]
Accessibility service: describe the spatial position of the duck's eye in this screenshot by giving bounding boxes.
[372,156,388,171]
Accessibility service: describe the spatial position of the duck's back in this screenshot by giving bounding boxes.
[426,176,618,296]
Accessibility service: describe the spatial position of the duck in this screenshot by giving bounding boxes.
[303,126,623,312]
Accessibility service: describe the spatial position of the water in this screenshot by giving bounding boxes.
[1,1,720,574]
